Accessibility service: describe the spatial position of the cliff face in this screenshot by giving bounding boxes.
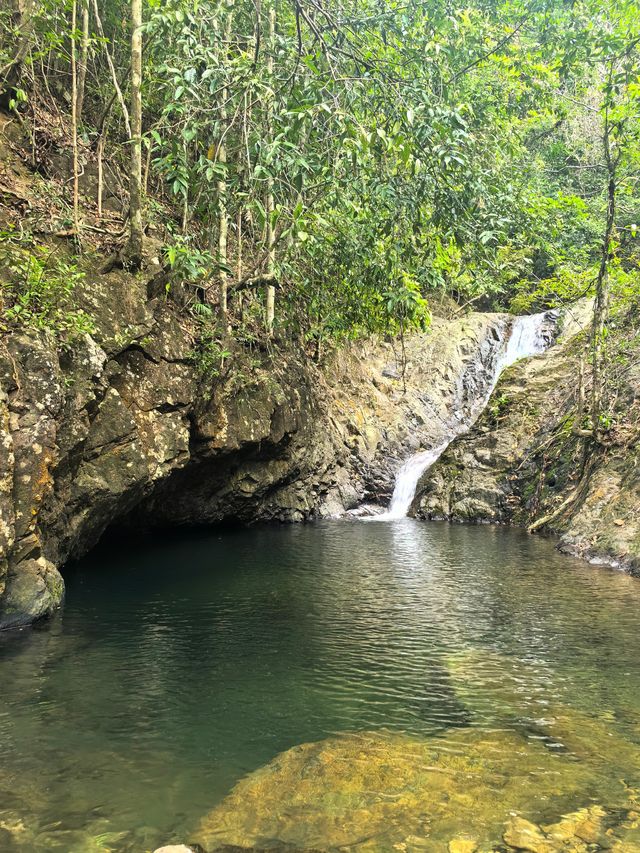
[413,302,640,573]
[3,262,639,633]
[0,251,516,628]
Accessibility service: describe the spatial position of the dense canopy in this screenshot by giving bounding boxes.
[1,0,640,422]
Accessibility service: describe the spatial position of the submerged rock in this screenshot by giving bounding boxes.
[195,726,611,852]
[499,806,609,853]
[153,846,204,853]
[155,845,323,853]
[445,647,640,781]
[503,816,555,853]
[448,839,478,853]
[544,805,607,846]
[192,643,640,853]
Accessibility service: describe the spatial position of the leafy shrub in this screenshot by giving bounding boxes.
[489,392,511,422]
[190,323,232,384]
[0,231,94,342]
[164,235,232,298]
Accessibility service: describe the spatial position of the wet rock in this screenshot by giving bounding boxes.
[0,827,17,851]
[153,846,202,853]
[209,847,324,852]
[499,805,610,853]
[0,553,64,629]
[448,838,478,853]
[195,727,603,852]
[503,816,554,853]
[543,805,606,846]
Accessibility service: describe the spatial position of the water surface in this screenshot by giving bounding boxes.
[1,520,640,850]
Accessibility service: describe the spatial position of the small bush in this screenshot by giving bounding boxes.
[190,323,232,384]
[0,231,94,343]
[489,392,510,422]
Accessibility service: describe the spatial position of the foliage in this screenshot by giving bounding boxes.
[189,323,232,386]
[0,231,94,343]
[4,0,640,365]
[489,393,511,423]
[163,235,227,297]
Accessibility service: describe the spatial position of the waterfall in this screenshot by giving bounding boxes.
[373,312,554,521]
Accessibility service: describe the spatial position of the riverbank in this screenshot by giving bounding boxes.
[2,110,640,629]
[413,299,640,573]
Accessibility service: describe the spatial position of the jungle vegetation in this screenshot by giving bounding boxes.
[1,0,640,435]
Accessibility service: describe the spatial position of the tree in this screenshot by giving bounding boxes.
[76,0,89,122]
[127,0,144,267]
[0,0,35,108]
[265,2,276,334]
[217,0,233,316]
[5,0,640,351]
[70,0,80,236]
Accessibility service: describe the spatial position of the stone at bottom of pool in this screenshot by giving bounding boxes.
[190,716,640,853]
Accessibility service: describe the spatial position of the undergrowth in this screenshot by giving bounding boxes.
[0,228,94,344]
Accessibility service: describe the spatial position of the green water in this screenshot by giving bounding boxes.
[2,520,640,851]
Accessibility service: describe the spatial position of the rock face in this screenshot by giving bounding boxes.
[413,302,640,573]
[135,311,514,530]
[0,255,517,628]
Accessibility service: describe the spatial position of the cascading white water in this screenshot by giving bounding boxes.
[374,312,553,521]
[377,443,450,520]
[496,311,550,372]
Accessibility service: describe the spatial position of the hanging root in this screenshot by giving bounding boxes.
[527,452,597,534]
[527,490,579,533]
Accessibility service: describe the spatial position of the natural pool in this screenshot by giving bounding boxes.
[2,520,640,851]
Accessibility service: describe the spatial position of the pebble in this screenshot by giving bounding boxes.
[153,846,196,853]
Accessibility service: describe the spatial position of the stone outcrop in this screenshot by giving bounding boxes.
[183,645,640,852]
[0,253,518,628]
[134,311,514,529]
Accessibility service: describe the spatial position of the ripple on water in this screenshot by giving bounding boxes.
[1,520,640,851]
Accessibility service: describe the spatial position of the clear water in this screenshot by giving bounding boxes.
[2,520,640,851]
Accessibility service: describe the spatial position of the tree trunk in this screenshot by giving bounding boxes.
[71,0,80,235]
[590,96,616,437]
[76,0,89,122]
[218,157,228,313]
[238,86,250,313]
[0,0,35,107]
[236,208,243,312]
[217,0,233,316]
[96,132,104,221]
[91,0,131,139]
[126,0,144,267]
[265,3,276,333]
